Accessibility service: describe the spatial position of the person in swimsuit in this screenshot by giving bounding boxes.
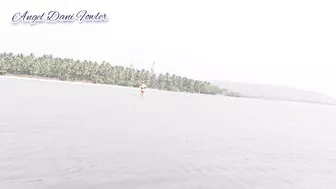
[140,81,147,96]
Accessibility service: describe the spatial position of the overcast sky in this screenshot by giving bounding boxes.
[1,0,335,97]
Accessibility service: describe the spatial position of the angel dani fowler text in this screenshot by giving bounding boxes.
[12,10,109,24]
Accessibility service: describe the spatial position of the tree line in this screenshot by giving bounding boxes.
[0,52,240,96]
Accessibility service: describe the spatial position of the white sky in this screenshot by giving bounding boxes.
[1,0,335,97]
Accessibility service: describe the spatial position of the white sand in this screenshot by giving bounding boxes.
[0,75,162,92]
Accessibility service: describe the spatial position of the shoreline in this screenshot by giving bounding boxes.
[1,75,139,90]
[0,75,234,97]
[0,75,168,92]
[1,75,336,106]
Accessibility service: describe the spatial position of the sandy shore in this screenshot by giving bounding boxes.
[0,75,158,91]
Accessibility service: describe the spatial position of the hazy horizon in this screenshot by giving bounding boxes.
[1,0,335,98]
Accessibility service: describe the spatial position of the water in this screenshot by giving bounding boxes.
[1,77,336,189]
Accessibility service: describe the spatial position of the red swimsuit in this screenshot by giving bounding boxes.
[140,86,145,95]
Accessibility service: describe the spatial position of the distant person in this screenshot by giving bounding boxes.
[140,81,147,96]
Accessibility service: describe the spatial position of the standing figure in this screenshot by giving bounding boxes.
[140,81,147,96]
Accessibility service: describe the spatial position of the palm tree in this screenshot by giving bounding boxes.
[0,52,239,97]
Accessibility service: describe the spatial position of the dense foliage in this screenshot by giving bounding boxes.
[0,52,240,96]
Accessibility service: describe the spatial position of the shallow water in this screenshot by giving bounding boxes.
[1,77,336,189]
